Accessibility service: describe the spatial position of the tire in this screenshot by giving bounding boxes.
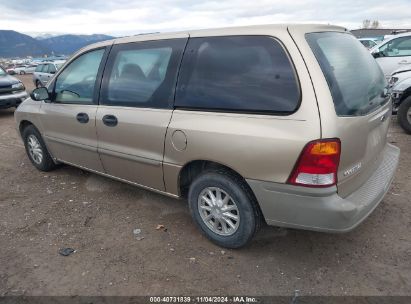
[20,71,25,75]
[398,96,411,134]
[36,80,42,88]
[22,125,57,172]
[188,170,262,248]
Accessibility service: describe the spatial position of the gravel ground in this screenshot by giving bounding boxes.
[0,74,410,296]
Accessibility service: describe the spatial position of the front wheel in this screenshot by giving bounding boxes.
[188,170,262,248]
[398,96,411,134]
[36,80,42,88]
[22,125,57,171]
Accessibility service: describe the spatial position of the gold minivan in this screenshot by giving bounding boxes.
[15,24,400,248]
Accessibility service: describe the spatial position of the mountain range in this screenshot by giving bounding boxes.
[0,30,114,58]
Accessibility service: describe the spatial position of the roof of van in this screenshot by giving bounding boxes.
[80,24,347,51]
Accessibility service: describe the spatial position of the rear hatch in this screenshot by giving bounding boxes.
[305,31,390,197]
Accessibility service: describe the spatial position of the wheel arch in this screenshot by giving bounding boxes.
[400,86,411,103]
[19,120,35,136]
[177,160,263,222]
[178,160,240,196]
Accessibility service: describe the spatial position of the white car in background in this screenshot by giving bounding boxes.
[388,66,411,134]
[14,65,38,75]
[388,66,411,88]
[371,32,411,78]
[5,67,17,75]
[32,61,66,88]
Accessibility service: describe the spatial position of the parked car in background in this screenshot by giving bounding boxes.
[13,65,28,75]
[371,32,411,78]
[359,38,379,49]
[6,66,17,75]
[16,25,399,248]
[33,61,65,88]
[14,64,38,75]
[388,67,411,134]
[0,66,28,109]
[388,66,411,89]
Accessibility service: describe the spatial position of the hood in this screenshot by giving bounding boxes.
[391,65,411,76]
[0,74,20,87]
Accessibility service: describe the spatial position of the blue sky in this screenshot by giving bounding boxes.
[1,0,410,36]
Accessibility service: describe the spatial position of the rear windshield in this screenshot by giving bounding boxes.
[306,32,387,116]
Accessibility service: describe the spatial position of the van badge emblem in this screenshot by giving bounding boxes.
[344,162,362,177]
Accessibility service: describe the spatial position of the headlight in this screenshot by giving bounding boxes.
[11,82,25,91]
[389,77,399,86]
[391,90,402,100]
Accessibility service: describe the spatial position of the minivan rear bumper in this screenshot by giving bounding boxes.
[247,143,400,232]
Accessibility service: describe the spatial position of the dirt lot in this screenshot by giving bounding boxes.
[0,74,410,296]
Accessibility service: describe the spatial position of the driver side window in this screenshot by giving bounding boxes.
[54,49,105,104]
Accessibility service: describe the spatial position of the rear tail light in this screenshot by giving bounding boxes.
[288,139,341,187]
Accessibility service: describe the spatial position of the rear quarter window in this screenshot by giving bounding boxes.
[175,36,300,114]
[48,64,57,73]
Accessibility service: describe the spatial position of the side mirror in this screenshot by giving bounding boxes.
[30,87,50,101]
[372,51,384,58]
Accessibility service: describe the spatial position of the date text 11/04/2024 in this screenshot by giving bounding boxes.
[149,296,258,303]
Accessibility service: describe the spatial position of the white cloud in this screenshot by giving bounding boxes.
[0,0,410,36]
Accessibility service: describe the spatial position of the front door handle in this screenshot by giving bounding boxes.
[76,112,89,124]
[102,115,118,127]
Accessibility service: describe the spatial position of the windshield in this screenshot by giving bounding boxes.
[0,67,6,76]
[306,32,387,116]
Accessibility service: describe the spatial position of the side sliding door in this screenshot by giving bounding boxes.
[96,37,188,191]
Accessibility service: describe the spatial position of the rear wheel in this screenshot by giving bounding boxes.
[188,170,262,248]
[36,80,42,88]
[20,71,25,75]
[22,125,57,171]
[398,96,411,134]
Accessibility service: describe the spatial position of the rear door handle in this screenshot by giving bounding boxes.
[76,112,89,124]
[102,115,118,127]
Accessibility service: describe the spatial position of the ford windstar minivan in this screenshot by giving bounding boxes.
[15,25,400,248]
